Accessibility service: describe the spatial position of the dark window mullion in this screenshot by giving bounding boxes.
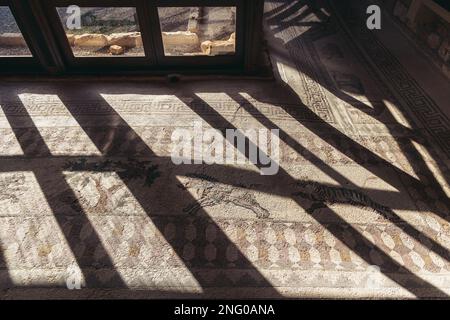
[146,0,165,64]
[42,0,76,64]
[1,0,36,59]
[27,0,68,72]
[135,0,157,64]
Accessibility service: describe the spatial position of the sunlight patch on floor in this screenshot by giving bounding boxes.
[17,94,102,156]
[62,170,203,290]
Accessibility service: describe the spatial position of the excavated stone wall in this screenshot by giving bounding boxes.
[0,31,235,56]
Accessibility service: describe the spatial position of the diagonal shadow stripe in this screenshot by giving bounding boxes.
[0,154,426,211]
[0,85,447,297]
[263,0,450,223]
[0,249,13,290]
[179,93,448,298]
[0,94,126,288]
[226,92,449,262]
[55,91,281,296]
[326,0,450,215]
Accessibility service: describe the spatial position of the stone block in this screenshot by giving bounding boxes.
[187,8,200,33]
[108,32,140,48]
[162,31,200,55]
[162,31,199,46]
[66,34,75,46]
[109,45,124,55]
[201,38,235,56]
[74,34,108,47]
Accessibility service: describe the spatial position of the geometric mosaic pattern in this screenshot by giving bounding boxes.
[0,0,449,298]
[4,216,447,273]
[330,0,450,159]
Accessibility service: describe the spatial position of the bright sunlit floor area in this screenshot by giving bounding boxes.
[0,0,449,299]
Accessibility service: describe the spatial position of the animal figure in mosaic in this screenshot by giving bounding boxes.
[292,180,395,220]
[0,173,27,203]
[179,173,270,219]
[59,158,161,213]
[58,173,130,214]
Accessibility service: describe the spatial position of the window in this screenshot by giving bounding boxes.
[157,7,236,56]
[56,6,144,57]
[0,0,265,75]
[0,6,32,57]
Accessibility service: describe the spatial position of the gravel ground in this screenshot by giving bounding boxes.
[0,6,22,33]
[71,46,144,57]
[0,46,31,56]
[57,7,139,34]
[0,7,31,56]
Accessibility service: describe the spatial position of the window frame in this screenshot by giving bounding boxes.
[42,0,156,73]
[0,0,264,75]
[150,0,244,68]
[0,0,43,72]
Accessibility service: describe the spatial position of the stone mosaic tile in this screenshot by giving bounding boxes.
[0,0,448,298]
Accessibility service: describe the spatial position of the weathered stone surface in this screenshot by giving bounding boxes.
[107,32,140,48]
[162,31,199,52]
[1,0,450,300]
[197,7,236,41]
[135,35,143,48]
[109,45,124,55]
[200,41,212,55]
[74,34,108,47]
[0,33,27,47]
[66,34,75,46]
[201,37,235,56]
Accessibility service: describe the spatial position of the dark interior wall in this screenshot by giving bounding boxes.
[433,0,450,12]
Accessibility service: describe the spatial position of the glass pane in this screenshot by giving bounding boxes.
[0,6,32,57]
[56,7,144,57]
[157,7,236,56]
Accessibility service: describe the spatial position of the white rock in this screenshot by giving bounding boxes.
[66,34,75,46]
[442,63,450,79]
[162,31,199,52]
[108,32,140,48]
[135,35,143,48]
[74,33,108,47]
[109,45,124,55]
[201,39,235,56]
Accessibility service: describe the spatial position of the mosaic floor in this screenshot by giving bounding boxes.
[0,0,449,298]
